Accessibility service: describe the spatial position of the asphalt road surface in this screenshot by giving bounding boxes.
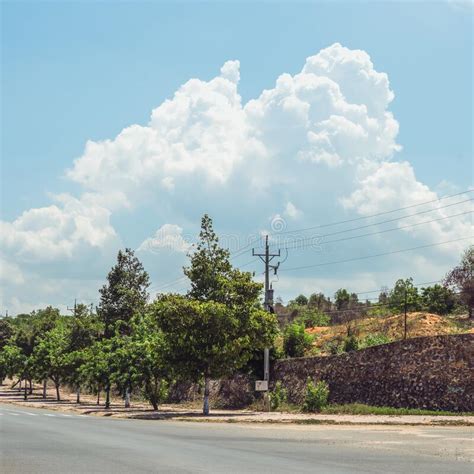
[1,403,472,473]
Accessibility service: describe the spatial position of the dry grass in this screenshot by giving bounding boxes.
[306,312,472,354]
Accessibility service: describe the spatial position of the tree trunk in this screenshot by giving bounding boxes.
[23,379,28,400]
[42,379,47,399]
[203,374,210,416]
[105,384,110,409]
[97,387,100,405]
[19,379,22,391]
[55,381,60,401]
[76,387,81,404]
[29,379,33,394]
[124,386,130,408]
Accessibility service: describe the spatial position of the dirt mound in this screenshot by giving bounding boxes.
[307,312,468,353]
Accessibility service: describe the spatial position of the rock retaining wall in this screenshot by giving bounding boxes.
[169,334,473,412]
[273,333,473,412]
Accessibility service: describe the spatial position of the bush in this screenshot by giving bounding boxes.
[366,306,393,318]
[343,335,359,352]
[303,378,329,412]
[270,381,287,411]
[324,339,344,355]
[283,323,313,358]
[359,333,391,349]
[295,308,330,328]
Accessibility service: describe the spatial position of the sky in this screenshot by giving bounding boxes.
[1,0,473,314]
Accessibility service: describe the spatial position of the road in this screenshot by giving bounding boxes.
[0,403,472,473]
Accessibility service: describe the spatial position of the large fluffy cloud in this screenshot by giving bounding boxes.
[67,43,400,204]
[1,43,471,313]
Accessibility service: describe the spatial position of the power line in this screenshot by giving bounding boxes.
[270,189,473,236]
[277,209,472,252]
[148,190,472,293]
[281,236,472,272]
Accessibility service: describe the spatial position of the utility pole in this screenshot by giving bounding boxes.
[253,235,280,410]
[67,299,77,317]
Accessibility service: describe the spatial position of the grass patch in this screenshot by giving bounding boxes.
[320,403,474,416]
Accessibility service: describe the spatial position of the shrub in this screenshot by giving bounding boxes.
[283,323,313,358]
[343,335,359,352]
[303,378,329,412]
[270,381,287,411]
[324,339,344,355]
[295,308,330,328]
[359,333,391,349]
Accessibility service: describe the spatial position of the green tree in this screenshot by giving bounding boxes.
[334,289,350,311]
[66,304,102,403]
[184,214,232,303]
[295,307,330,328]
[1,343,27,384]
[282,322,313,358]
[113,314,170,410]
[0,319,13,350]
[99,248,150,337]
[388,278,421,313]
[444,246,473,319]
[79,339,115,406]
[98,248,150,408]
[293,294,309,306]
[153,295,277,415]
[32,321,72,401]
[308,292,331,311]
[421,284,456,315]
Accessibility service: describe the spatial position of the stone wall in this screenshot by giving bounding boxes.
[169,334,473,412]
[273,333,474,412]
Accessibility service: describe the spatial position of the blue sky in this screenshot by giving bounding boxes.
[1,1,472,313]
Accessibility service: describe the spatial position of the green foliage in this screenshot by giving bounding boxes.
[110,313,170,410]
[342,335,359,352]
[444,246,473,318]
[79,339,114,398]
[270,381,287,411]
[421,284,456,315]
[31,320,72,399]
[99,248,150,337]
[294,307,330,328]
[359,333,391,349]
[183,214,232,303]
[324,338,344,355]
[308,292,332,311]
[0,319,13,350]
[1,343,27,380]
[302,378,329,412]
[153,295,277,381]
[366,306,392,318]
[334,289,359,311]
[282,323,313,358]
[388,278,421,313]
[293,294,308,306]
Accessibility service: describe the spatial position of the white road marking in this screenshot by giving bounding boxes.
[44,414,56,417]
